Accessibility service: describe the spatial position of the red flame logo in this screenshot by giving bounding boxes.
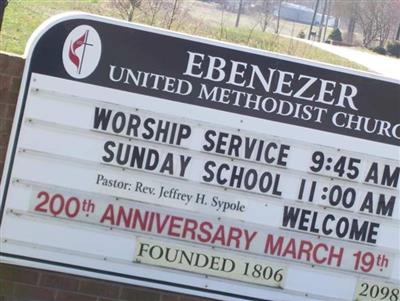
[68,31,88,72]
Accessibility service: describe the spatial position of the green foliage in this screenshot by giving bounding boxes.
[386,41,400,58]
[297,30,305,39]
[372,46,386,55]
[328,28,342,42]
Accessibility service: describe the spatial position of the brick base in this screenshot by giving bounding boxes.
[0,263,212,301]
[0,52,24,179]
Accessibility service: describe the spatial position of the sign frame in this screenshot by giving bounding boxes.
[0,12,399,301]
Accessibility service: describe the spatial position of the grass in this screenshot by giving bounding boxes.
[0,0,115,54]
[210,27,366,70]
[0,0,367,71]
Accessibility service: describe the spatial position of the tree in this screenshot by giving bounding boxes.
[328,27,342,42]
[387,41,400,57]
[375,1,395,47]
[355,0,398,48]
[219,0,226,40]
[111,0,142,22]
[260,0,273,32]
[275,0,282,34]
[235,0,243,28]
[392,1,400,40]
[146,0,163,26]
[166,0,182,30]
[331,0,357,44]
[322,0,332,41]
[308,0,320,40]
[0,0,9,32]
[346,15,356,44]
[317,0,328,41]
[355,1,378,47]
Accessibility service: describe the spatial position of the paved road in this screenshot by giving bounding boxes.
[303,40,400,80]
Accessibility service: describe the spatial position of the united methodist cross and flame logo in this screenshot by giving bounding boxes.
[62,25,102,79]
[68,30,91,73]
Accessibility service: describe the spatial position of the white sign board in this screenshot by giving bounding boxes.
[0,13,399,301]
